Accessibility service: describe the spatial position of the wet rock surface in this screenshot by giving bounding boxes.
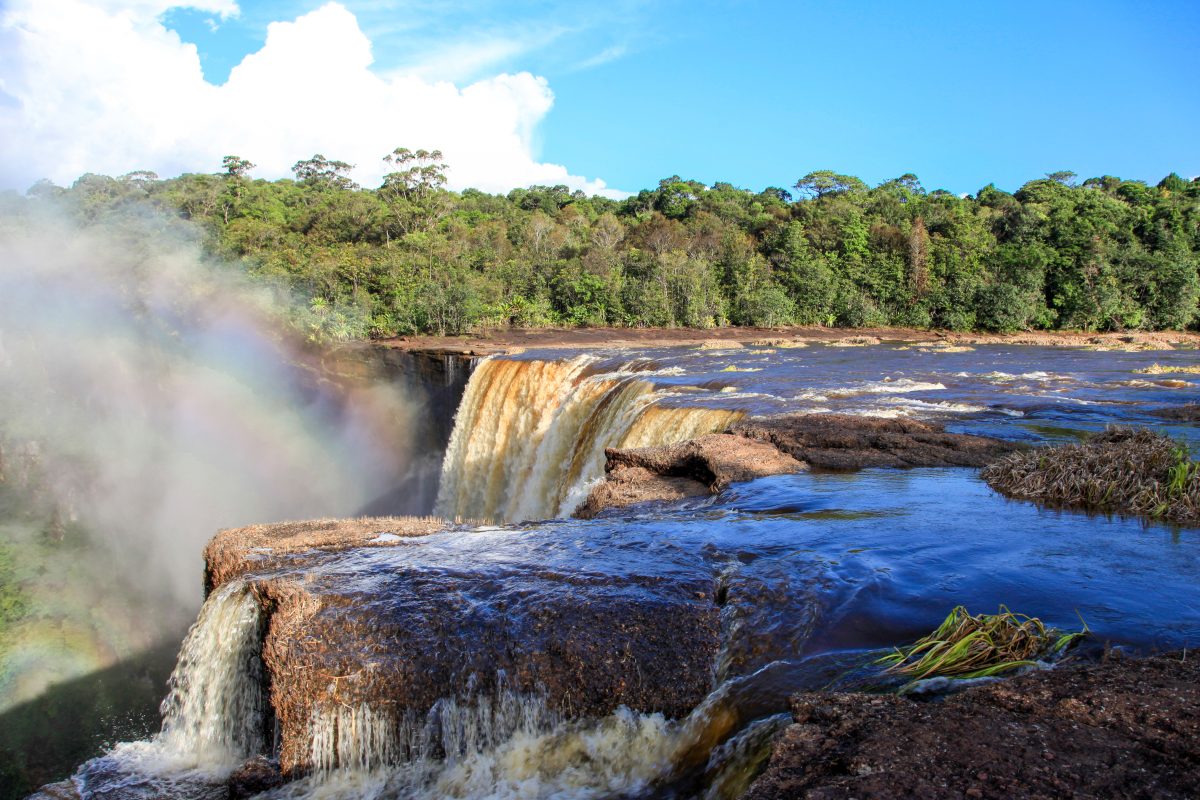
[734,413,1021,470]
[575,465,710,519]
[208,518,723,776]
[579,415,1020,517]
[577,434,804,518]
[744,652,1200,800]
[226,756,283,799]
[23,782,80,800]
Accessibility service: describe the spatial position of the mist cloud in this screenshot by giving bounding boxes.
[0,1,621,196]
[0,210,422,609]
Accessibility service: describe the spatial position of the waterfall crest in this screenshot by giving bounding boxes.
[435,356,745,522]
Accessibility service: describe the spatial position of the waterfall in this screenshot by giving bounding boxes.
[435,356,745,523]
[271,689,683,800]
[266,678,780,800]
[86,581,267,782]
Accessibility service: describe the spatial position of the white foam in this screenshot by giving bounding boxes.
[826,378,946,398]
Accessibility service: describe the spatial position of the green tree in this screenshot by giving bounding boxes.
[793,170,868,200]
[292,154,358,190]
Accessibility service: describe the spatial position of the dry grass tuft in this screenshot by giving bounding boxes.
[204,515,447,593]
[981,427,1200,526]
[877,606,1086,691]
[1135,363,1200,375]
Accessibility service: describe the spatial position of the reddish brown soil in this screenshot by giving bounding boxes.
[744,652,1200,800]
[378,327,1200,356]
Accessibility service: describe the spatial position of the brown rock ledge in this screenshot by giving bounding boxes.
[743,651,1200,799]
[734,413,1021,470]
[579,415,1021,517]
[1152,403,1200,422]
[576,433,805,518]
[203,515,446,594]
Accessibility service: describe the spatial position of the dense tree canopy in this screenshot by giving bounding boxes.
[6,159,1198,340]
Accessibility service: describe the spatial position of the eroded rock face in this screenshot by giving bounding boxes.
[576,434,805,518]
[209,518,722,777]
[734,413,1021,470]
[575,465,710,519]
[744,652,1200,800]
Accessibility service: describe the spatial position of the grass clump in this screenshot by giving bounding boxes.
[1135,363,1200,375]
[877,606,1086,691]
[981,427,1200,526]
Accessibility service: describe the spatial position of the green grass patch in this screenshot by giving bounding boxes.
[876,606,1087,692]
[0,543,28,644]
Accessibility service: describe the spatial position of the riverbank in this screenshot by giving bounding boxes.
[376,326,1200,356]
[745,651,1200,799]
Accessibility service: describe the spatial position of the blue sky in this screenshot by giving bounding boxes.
[4,1,1198,195]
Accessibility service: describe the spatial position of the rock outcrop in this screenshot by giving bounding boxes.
[734,413,1020,470]
[576,434,805,518]
[203,516,447,594]
[1152,403,1200,422]
[744,652,1200,799]
[579,415,1021,517]
[208,517,723,776]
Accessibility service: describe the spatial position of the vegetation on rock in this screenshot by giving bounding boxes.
[982,427,1200,525]
[876,606,1086,691]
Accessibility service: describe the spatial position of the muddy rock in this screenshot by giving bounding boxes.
[576,434,805,518]
[743,652,1200,800]
[575,465,710,519]
[734,413,1020,470]
[23,782,81,800]
[226,756,283,799]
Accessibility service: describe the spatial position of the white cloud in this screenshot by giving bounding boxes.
[574,44,627,71]
[0,0,622,196]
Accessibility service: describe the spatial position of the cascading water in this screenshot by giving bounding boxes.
[260,687,737,800]
[435,356,745,523]
[156,581,267,766]
[72,581,267,793]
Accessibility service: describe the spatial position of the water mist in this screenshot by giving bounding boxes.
[0,210,423,717]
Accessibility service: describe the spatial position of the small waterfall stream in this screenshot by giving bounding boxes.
[72,581,267,793]
[156,581,267,767]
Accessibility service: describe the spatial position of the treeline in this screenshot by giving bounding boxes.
[6,155,1200,339]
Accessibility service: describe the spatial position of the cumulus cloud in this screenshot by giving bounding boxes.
[0,0,621,196]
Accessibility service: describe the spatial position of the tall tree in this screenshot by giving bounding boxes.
[292,154,358,190]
